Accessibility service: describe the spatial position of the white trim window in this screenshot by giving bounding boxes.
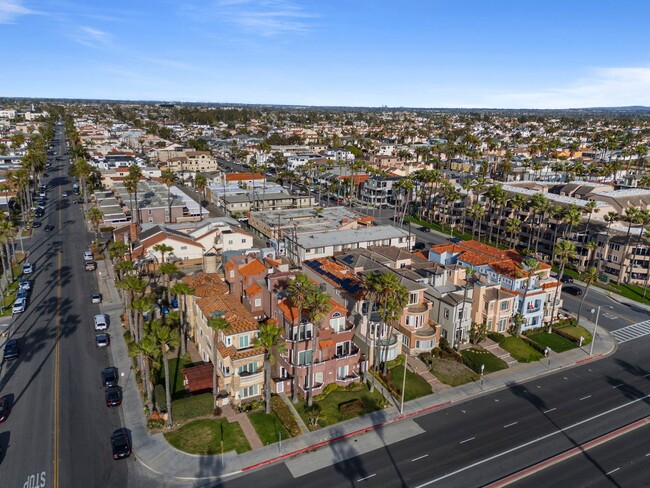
[239,384,259,399]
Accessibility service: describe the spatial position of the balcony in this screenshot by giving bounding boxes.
[376,335,398,347]
[237,370,264,387]
[337,372,360,384]
[407,303,428,314]
[415,325,436,338]
[332,321,355,334]
[334,345,360,361]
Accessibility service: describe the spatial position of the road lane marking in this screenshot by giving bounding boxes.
[613,384,624,388]
[53,158,64,488]
[606,468,620,475]
[357,474,376,482]
[611,320,650,344]
[412,455,429,462]
[460,437,475,444]
[543,408,556,414]
[414,395,650,487]
[504,422,518,428]
[580,395,592,401]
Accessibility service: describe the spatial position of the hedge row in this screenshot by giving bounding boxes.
[552,327,581,345]
[519,334,547,354]
[339,399,365,416]
[270,395,302,437]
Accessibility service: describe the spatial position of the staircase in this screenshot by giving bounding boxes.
[483,338,518,367]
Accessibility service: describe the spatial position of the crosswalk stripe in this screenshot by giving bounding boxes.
[611,319,650,344]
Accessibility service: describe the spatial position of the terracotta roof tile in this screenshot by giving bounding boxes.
[239,259,267,277]
[245,283,263,296]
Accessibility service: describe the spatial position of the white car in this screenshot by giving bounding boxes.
[19,280,32,292]
[22,263,33,275]
[12,297,26,314]
[94,314,108,331]
[84,251,93,262]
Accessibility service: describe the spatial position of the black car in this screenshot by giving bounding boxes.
[560,275,574,283]
[563,285,583,296]
[105,386,123,407]
[448,236,463,244]
[45,224,54,232]
[32,221,41,228]
[0,396,10,423]
[3,339,19,360]
[413,242,426,251]
[101,367,119,387]
[111,429,131,460]
[418,226,431,233]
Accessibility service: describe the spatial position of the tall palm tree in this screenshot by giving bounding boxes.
[125,165,143,225]
[627,209,650,284]
[148,320,179,427]
[194,174,207,220]
[506,218,522,249]
[255,320,285,414]
[169,281,195,356]
[599,211,620,275]
[582,200,600,237]
[207,315,231,411]
[116,274,148,340]
[548,240,576,332]
[576,266,599,328]
[371,272,409,374]
[133,333,160,413]
[153,243,174,265]
[287,273,315,403]
[160,169,176,223]
[562,205,582,240]
[517,257,541,329]
[87,207,104,246]
[305,290,331,407]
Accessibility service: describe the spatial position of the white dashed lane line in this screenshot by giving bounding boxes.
[460,437,475,444]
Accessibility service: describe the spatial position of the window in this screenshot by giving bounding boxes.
[298,349,313,366]
[402,335,410,347]
[239,384,259,399]
[336,341,350,357]
[228,240,233,245]
[330,315,345,333]
[337,365,348,379]
[500,301,509,311]
[292,323,313,341]
[444,308,450,320]
[409,292,419,305]
[180,246,187,250]
[229,270,234,278]
[254,298,262,307]
[498,318,507,332]
[238,335,250,348]
[225,336,232,347]
[416,339,434,350]
[237,362,259,375]
[314,372,323,385]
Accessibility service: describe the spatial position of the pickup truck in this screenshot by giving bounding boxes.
[85,261,96,271]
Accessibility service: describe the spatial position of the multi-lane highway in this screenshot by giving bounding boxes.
[0,123,130,487]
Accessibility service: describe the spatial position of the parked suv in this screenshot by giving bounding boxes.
[83,250,93,262]
[94,314,109,331]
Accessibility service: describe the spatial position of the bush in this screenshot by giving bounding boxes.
[154,384,167,412]
[147,418,165,429]
[488,332,505,343]
[322,383,341,396]
[237,399,265,413]
[519,334,547,354]
[553,328,581,345]
[270,395,301,437]
[338,399,364,416]
[419,352,434,366]
[172,393,214,422]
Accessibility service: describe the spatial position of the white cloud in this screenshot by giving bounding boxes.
[215,0,314,37]
[480,67,650,109]
[74,26,112,48]
[0,0,33,23]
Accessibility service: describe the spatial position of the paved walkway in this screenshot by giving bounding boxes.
[95,251,621,484]
[407,355,450,393]
[222,404,264,450]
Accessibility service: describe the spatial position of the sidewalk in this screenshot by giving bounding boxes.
[97,255,620,484]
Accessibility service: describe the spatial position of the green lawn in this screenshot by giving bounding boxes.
[499,336,544,363]
[460,348,508,374]
[296,383,386,431]
[528,332,577,353]
[557,325,593,344]
[248,411,291,445]
[389,364,433,401]
[555,267,650,307]
[172,393,214,423]
[159,357,194,400]
[429,358,479,386]
[164,419,251,455]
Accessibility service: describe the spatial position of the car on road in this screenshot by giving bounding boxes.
[18,280,31,292]
[12,297,27,314]
[101,366,119,387]
[91,292,102,304]
[62,190,70,197]
[32,221,41,228]
[22,263,33,275]
[0,396,10,422]
[417,226,431,233]
[448,236,463,244]
[111,429,131,460]
[45,224,54,232]
[560,275,574,283]
[3,339,19,360]
[105,386,123,407]
[34,208,44,218]
[94,314,109,331]
[95,333,110,348]
[83,250,93,261]
[16,289,28,300]
[85,261,96,271]
[563,285,583,296]
[413,242,426,251]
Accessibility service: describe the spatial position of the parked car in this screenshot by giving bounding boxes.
[95,333,110,348]
[448,237,463,244]
[18,280,31,292]
[101,367,119,387]
[418,226,431,233]
[3,339,19,360]
[94,314,108,331]
[413,242,426,251]
[85,261,96,271]
[91,292,102,304]
[62,190,70,197]
[32,221,41,228]
[563,285,583,296]
[22,263,33,275]
[45,224,54,232]
[12,298,26,314]
[16,289,28,300]
[560,275,574,283]
[0,396,10,423]
[105,386,123,407]
[83,250,93,261]
[111,429,131,460]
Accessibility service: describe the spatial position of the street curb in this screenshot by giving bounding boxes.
[242,401,452,472]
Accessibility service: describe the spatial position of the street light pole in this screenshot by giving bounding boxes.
[400,353,408,414]
[590,306,602,356]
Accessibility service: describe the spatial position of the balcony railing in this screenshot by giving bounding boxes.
[334,345,360,361]
[407,303,428,314]
[337,373,360,383]
[415,326,436,338]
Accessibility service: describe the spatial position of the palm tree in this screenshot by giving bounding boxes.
[169,281,195,356]
[305,289,331,407]
[125,165,143,225]
[506,218,522,249]
[116,274,147,340]
[287,274,315,403]
[255,320,286,414]
[87,207,104,247]
[517,257,541,329]
[207,315,231,411]
[548,240,576,332]
[627,209,650,284]
[160,169,176,223]
[371,272,409,374]
[576,266,599,328]
[159,262,179,305]
[599,211,620,275]
[132,334,160,413]
[582,200,600,237]
[562,205,582,240]
[153,243,174,265]
[148,320,179,427]
[194,174,207,220]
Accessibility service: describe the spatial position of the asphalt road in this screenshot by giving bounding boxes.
[0,124,129,487]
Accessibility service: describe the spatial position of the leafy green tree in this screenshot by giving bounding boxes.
[148,320,179,427]
[548,240,576,332]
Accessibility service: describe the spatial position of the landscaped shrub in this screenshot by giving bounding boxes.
[488,332,505,343]
[172,393,214,422]
[154,384,167,412]
[419,352,434,366]
[555,318,577,328]
[519,334,547,354]
[270,395,301,437]
[552,327,581,345]
[147,418,165,430]
[237,399,265,413]
[338,399,365,416]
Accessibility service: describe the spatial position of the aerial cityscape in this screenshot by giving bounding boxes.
[2,1,650,487]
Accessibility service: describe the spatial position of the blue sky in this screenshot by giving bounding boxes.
[3,0,650,108]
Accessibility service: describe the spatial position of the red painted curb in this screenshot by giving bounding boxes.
[576,354,603,365]
[242,400,452,472]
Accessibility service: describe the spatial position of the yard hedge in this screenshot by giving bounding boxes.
[270,395,301,437]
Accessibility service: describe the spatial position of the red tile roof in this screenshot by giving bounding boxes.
[183,364,213,393]
[245,283,263,296]
[239,259,267,277]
